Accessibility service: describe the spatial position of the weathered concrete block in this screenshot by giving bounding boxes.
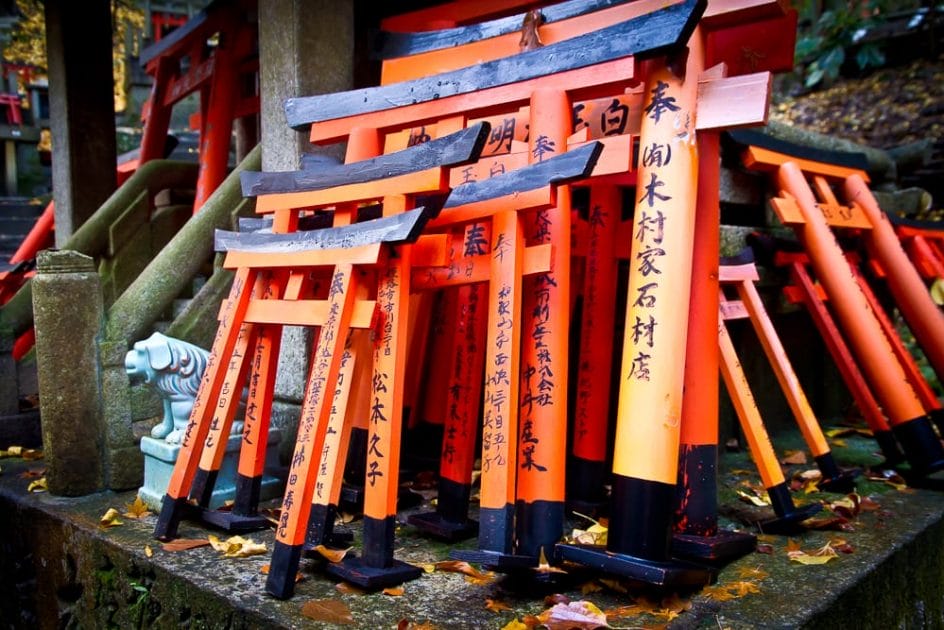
[0,324,18,416]
[106,444,143,491]
[274,326,310,403]
[33,252,107,486]
[32,250,106,496]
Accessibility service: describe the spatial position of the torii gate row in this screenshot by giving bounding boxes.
[743,146,944,479]
[283,0,793,587]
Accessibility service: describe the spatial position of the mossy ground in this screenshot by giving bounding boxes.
[1,420,942,629]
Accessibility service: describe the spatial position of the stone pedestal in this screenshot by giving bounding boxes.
[138,429,284,511]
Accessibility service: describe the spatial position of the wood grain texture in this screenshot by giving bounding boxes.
[241,123,490,196]
[444,141,603,209]
[372,0,629,59]
[285,0,705,128]
[215,207,430,253]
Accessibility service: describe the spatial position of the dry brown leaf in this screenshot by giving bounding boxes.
[579,581,603,595]
[701,584,738,602]
[602,603,644,618]
[537,600,607,630]
[465,570,497,586]
[99,508,123,528]
[162,538,210,552]
[831,538,855,554]
[598,578,628,593]
[433,560,480,576]
[19,467,45,479]
[859,495,881,511]
[756,543,774,554]
[383,586,405,597]
[434,559,496,584]
[313,544,352,563]
[544,594,570,606]
[780,450,808,465]
[22,449,43,460]
[27,477,47,493]
[123,496,153,519]
[336,581,367,595]
[301,599,354,625]
[485,598,513,613]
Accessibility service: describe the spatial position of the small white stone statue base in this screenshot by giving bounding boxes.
[138,428,284,511]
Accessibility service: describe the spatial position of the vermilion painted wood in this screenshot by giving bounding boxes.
[273,263,360,547]
[570,184,619,497]
[778,255,893,438]
[728,272,831,458]
[776,163,926,426]
[154,266,257,539]
[514,88,572,560]
[844,173,944,383]
[674,129,722,539]
[717,317,787,490]
[846,258,941,412]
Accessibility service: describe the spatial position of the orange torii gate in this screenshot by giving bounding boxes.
[743,147,944,478]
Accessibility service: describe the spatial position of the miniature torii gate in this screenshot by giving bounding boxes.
[287,0,779,586]
[744,147,944,477]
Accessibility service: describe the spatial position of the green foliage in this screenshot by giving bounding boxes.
[793,0,918,89]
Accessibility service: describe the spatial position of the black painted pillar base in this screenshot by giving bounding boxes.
[200,508,271,533]
[303,502,354,553]
[408,477,477,541]
[874,429,906,467]
[566,456,609,517]
[153,494,195,541]
[266,540,304,599]
[756,482,822,535]
[233,472,262,516]
[670,531,757,565]
[325,556,423,590]
[556,543,715,587]
[814,452,860,493]
[325,514,422,589]
[559,475,713,586]
[893,415,944,478]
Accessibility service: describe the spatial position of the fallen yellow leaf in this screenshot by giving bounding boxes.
[787,540,839,565]
[500,619,528,630]
[27,477,47,493]
[208,534,267,558]
[123,496,153,519]
[100,508,123,528]
[736,489,770,507]
[144,545,153,558]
